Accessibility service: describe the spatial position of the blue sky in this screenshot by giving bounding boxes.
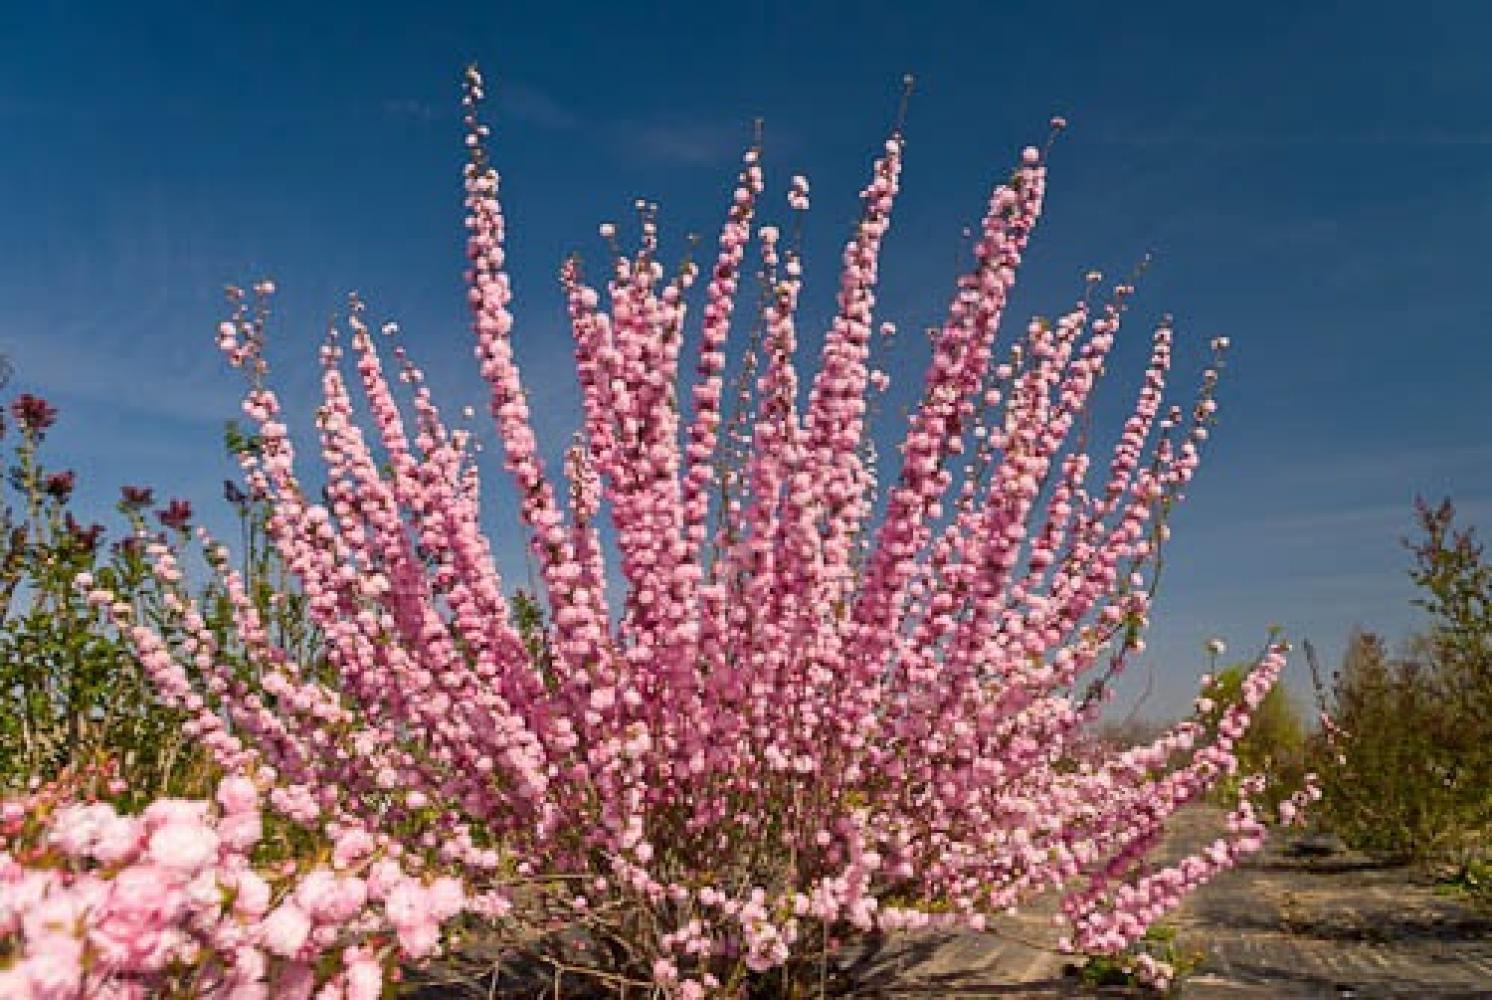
[1,1,1488,716]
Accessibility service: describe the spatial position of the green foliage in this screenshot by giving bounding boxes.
[1409,498,1492,727]
[1439,857,1492,908]
[213,421,324,677]
[0,405,315,802]
[1075,923,1202,993]
[1308,500,1492,863]
[1200,662,1306,816]
[0,403,192,793]
[510,586,555,690]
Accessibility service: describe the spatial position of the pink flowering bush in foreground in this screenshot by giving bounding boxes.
[8,68,1317,995]
[0,765,464,998]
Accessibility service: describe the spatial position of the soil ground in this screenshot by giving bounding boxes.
[406,809,1492,998]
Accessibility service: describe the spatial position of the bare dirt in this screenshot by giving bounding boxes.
[406,809,1492,998]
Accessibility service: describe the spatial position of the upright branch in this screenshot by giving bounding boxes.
[65,69,1310,1000]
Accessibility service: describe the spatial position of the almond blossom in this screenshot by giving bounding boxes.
[40,67,1315,996]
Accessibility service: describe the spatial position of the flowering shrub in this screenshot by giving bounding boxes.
[1076,922,1203,994]
[0,391,210,797]
[0,765,465,997]
[0,387,324,805]
[11,68,1315,995]
[1197,659,1307,819]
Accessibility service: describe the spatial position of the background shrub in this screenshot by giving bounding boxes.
[0,400,312,805]
[1201,661,1306,818]
[1308,500,1492,867]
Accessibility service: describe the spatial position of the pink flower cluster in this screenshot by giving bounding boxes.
[66,68,1306,995]
[0,773,465,999]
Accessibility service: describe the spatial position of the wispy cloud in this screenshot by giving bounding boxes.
[0,97,50,119]
[617,117,755,166]
[1269,442,1492,492]
[4,324,240,425]
[1223,502,1416,539]
[500,83,581,132]
[382,98,440,123]
[383,83,584,130]
[384,79,763,167]
[1091,127,1492,149]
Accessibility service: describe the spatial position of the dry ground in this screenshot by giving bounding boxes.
[406,809,1492,998]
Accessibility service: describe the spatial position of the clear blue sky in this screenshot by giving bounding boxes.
[2,1,1487,716]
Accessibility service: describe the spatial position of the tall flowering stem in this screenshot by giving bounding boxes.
[89,67,1306,996]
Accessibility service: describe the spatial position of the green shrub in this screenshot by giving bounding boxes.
[0,400,311,803]
[1307,500,1492,864]
[1075,923,1203,993]
[0,395,193,793]
[1201,661,1306,817]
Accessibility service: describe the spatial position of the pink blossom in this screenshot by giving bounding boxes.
[31,63,1304,994]
[260,902,312,957]
[343,952,383,1000]
[146,821,218,875]
[216,776,259,815]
